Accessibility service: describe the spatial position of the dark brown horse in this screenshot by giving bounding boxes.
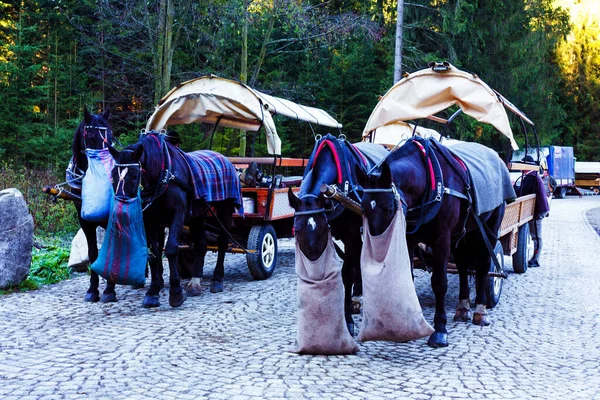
[69,107,118,302]
[356,137,508,347]
[288,134,389,335]
[109,131,240,308]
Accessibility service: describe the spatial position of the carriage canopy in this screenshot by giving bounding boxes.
[362,63,533,150]
[146,75,342,155]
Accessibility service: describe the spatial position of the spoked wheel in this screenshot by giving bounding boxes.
[486,241,504,309]
[512,223,531,274]
[246,224,278,280]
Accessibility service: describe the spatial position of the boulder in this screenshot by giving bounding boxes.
[0,188,34,289]
[68,227,105,272]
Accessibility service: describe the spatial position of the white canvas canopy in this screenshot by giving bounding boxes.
[362,63,532,150]
[363,121,462,148]
[146,75,342,155]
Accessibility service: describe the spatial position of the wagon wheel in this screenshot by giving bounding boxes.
[246,224,278,280]
[512,223,531,274]
[486,241,504,309]
[555,187,567,199]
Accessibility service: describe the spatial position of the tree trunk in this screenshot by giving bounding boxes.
[393,0,405,84]
[249,0,280,87]
[239,0,249,157]
[154,0,175,105]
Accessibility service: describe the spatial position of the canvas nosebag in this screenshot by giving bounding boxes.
[292,233,359,355]
[81,149,115,222]
[358,208,434,342]
[90,195,147,286]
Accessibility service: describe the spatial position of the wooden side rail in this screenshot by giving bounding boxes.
[228,157,308,168]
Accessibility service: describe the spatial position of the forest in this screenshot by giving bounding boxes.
[0,0,599,170]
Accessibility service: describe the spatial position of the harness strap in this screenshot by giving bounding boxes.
[470,206,504,275]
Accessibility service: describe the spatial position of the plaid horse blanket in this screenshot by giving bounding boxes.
[180,149,244,215]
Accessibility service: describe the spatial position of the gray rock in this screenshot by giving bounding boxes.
[0,188,34,289]
[68,227,105,273]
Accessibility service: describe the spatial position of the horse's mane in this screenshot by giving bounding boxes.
[135,132,167,178]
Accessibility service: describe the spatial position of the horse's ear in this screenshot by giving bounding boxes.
[108,145,120,160]
[355,165,368,186]
[132,144,144,161]
[288,187,300,210]
[84,106,92,124]
[102,107,110,121]
[380,162,393,187]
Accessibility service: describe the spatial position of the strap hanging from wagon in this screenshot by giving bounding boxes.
[203,200,255,254]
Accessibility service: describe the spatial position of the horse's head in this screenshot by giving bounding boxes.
[109,145,143,200]
[72,107,113,170]
[109,131,167,201]
[356,162,399,236]
[288,188,332,261]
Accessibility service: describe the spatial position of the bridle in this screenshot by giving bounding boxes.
[293,194,330,217]
[113,161,142,201]
[82,122,112,151]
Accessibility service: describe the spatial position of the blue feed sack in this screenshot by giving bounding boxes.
[91,195,147,286]
[81,149,115,222]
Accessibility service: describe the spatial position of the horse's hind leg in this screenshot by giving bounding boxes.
[210,201,233,293]
[453,239,472,322]
[185,218,206,297]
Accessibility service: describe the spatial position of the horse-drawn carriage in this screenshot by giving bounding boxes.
[143,75,342,280]
[360,62,539,309]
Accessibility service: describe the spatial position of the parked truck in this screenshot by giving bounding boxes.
[511,145,577,199]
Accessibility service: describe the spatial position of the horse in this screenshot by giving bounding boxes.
[108,131,241,308]
[68,107,118,303]
[288,134,389,335]
[356,137,509,348]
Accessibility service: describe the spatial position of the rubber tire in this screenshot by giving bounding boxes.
[246,224,278,280]
[555,187,567,199]
[486,241,504,309]
[512,223,530,274]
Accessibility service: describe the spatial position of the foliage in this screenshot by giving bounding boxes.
[0,160,79,237]
[0,0,598,164]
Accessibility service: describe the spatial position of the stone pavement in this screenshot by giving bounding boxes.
[1,196,600,399]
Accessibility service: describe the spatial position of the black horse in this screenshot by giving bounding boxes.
[288,134,389,335]
[109,131,240,308]
[356,137,509,348]
[69,107,118,302]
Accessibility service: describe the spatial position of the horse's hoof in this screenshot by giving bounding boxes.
[454,308,472,322]
[351,296,362,314]
[210,281,223,293]
[347,322,355,337]
[427,332,448,348]
[169,288,187,308]
[142,295,161,308]
[185,284,202,297]
[100,292,117,303]
[473,313,491,326]
[85,291,100,302]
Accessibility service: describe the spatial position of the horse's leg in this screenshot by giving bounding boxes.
[81,220,101,302]
[142,223,163,308]
[210,202,232,293]
[427,232,452,348]
[453,239,472,322]
[185,218,206,297]
[165,213,187,308]
[341,230,361,336]
[472,242,492,326]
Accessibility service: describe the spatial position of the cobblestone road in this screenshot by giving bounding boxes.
[1,197,600,399]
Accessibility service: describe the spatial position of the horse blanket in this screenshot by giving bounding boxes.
[449,143,516,215]
[81,148,115,222]
[292,233,359,355]
[359,208,434,343]
[180,149,244,215]
[90,195,147,286]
